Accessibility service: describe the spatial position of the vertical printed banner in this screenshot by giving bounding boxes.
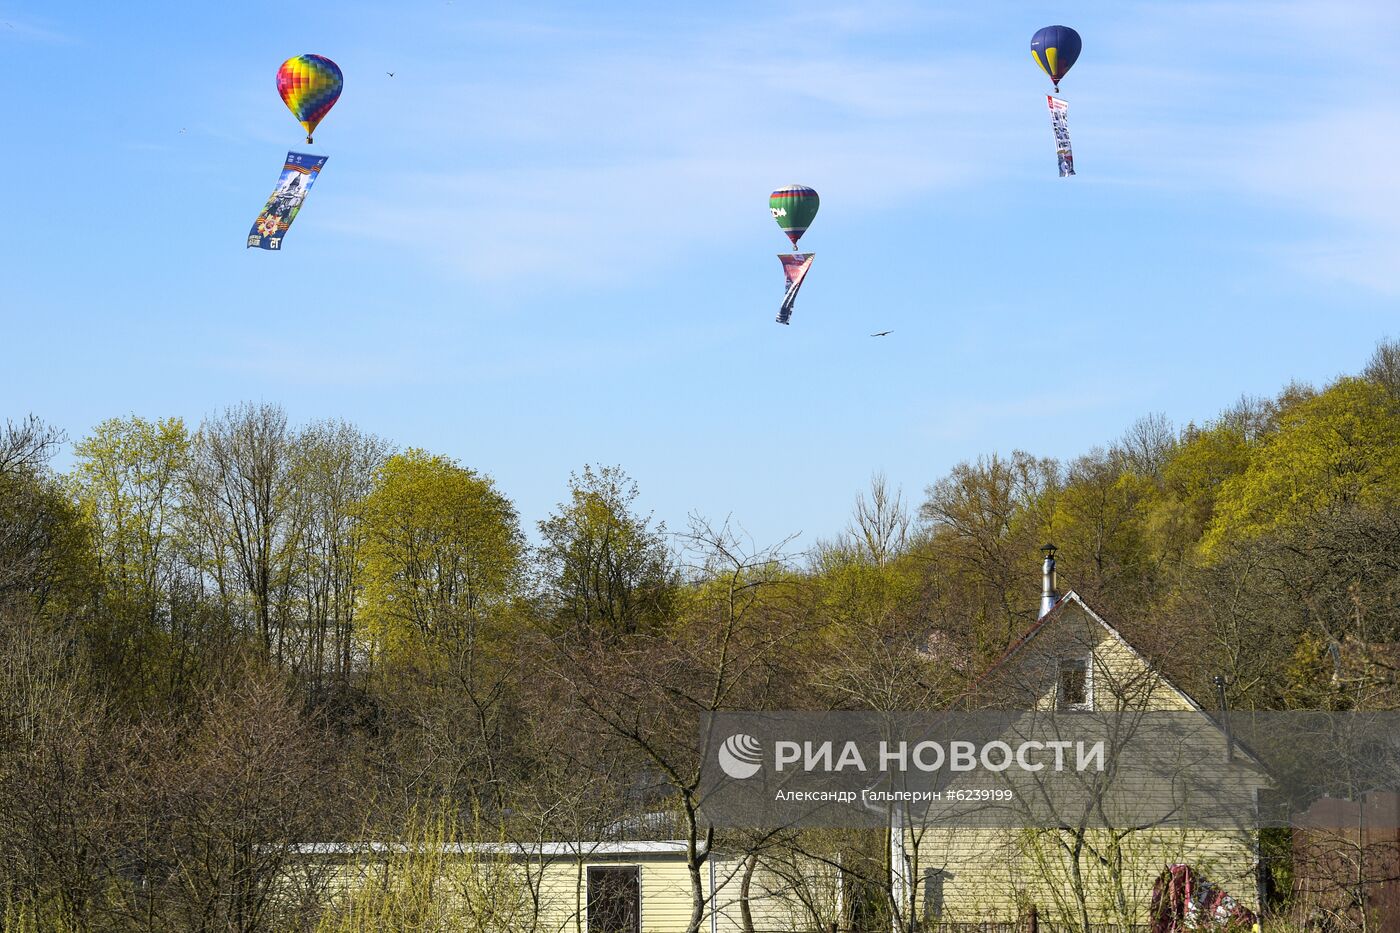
[247,151,328,250]
[1047,96,1075,177]
[777,253,814,325]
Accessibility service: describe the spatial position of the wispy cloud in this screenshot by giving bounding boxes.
[1047,1,1400,293]
[318,1,1400,294]
[0,15,77,44]
[326,12,1022,286]
[1225,104,1400,294]
[920,389,1121,444]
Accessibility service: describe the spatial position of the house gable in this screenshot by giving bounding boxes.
[915,592,1267,925]
[970,591,1202,713]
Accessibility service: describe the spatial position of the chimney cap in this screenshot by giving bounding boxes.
[1040,542,1058,555]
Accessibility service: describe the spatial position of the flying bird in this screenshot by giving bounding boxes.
[870,330,892,337]
[386,71,395,77]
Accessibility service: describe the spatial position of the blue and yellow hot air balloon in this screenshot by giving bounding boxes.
[1030,26,1081,93]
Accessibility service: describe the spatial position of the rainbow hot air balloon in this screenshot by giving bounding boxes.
[277,54,343,144]
[1030,26,1081,92]
[769,185,819,248]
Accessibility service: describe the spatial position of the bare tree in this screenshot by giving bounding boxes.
[185,403,308,663]
[0,417,84,605]
[1116,412,1176,477]
[293,421,388,692]
[0,603,125,928]
[846,472,911,566]
[1363,337,1400,399]
[545,517,803,933]
[919,451,1059,652]
[126,663,346,931]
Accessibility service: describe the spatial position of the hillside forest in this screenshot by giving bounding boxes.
[3,340,1399,930]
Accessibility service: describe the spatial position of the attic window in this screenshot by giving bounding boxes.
[1058,657,1090,710]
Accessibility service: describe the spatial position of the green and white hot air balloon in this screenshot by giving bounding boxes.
[769,184,819,248]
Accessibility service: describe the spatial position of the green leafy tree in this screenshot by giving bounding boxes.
[359,449,527,811]
[1050,449,1156,606]
[1203,378,1400,557]
[536,465,675,639]
[1145,422,1252,571]
[360,449,524,659]
[70,416,193,701]
[71,416,190,607]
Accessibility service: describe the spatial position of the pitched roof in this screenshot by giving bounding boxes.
[956,592,1273,774]
[962,590,1206,712]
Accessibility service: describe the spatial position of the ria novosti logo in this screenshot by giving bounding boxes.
[718,734,764,779]
[716,734,1108,780]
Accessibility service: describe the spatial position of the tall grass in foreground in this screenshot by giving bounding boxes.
[1,895,82,933]
[313,808,533,933]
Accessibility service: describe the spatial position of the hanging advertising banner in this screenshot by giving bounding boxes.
[1047,96,1075,177]
[247,151,328,250]
[776,253,814,325]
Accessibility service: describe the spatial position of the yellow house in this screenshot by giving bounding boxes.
[896,574,1267,928]
[294,839,837,932]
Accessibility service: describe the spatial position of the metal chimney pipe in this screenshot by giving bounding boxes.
[1038,543,1060,619]
[1215,675,1235,763]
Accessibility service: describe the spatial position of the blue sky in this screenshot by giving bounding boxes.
[2,1,1397,548]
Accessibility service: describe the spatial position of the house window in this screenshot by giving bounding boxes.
[588,866,640,933]
[1058,657,1091,709]
[922,868,945,922]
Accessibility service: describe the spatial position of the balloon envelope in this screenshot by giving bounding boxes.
[1030,26,1081,88]
[769,185,819,248]
[277,54,343,143]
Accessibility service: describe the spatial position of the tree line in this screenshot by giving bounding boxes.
[2,340,1398,930]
